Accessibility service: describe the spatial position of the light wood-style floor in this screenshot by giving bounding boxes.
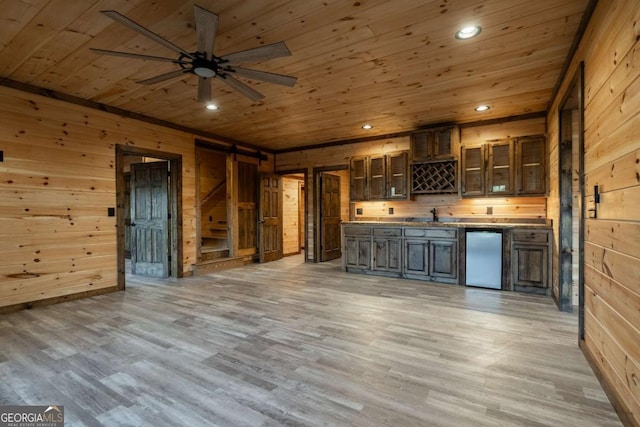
[0,255,622,426]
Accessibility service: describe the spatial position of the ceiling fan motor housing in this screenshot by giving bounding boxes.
[192,53,218,78]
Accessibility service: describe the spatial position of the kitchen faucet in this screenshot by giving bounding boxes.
[430,207,438,222]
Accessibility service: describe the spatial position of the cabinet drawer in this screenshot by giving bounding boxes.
[343,226,372,236]
[404,228,457,239]
[512,230,549,243]
[373,228,402,237]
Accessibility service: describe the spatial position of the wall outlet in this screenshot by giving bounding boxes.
[356,208,363,215]
[0,150,3,162]
[388,207,394,215]
[486,206,493,215]
[107,207,115,217]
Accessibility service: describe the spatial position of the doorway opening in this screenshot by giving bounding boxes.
[116,145,182,290]
[196,146,230,262]
[282,173,306,257]
[558,62,585,320]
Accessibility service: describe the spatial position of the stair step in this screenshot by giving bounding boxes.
[201,249,230,261]
[192,257,245,275]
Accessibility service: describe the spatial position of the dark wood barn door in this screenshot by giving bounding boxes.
[130,161,169,277]
[320,173,342,261]
[259,174,283,263]
[237,161,258,256]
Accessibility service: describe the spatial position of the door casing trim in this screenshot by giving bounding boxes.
[115,145,183,290]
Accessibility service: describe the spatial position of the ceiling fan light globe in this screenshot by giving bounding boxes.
[194,67,216,78]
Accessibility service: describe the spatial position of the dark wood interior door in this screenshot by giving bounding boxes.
[124,172,131,259]
[130,161,169,277]
[259,174,283,263]
[320,173,342,262]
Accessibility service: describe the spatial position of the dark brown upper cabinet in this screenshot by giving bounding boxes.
[349,156,368,201]
[349,151,408,201]
[410,126,458,162]
[461,135,546,198]
[516,135,546,195]
[369,155,386,200]
[461,145,485,196]
[488,140,514,195]
[386,151,409,199]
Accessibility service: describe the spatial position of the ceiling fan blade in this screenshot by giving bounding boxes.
[231,67,297,87]
[221,42,292,65]
[137,69,190,85]
[101,10,194,59]
[194,5,218,61]
[90,48,187,63]
[197,76,212,102]
[220,74,264,101]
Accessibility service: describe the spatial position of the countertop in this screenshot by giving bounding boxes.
[342,220,552,229]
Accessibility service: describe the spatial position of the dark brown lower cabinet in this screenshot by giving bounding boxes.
[510,230,551,294]
[403,239,458,282]
[344,225,372,270]
[343,224,550,293]
[345,236,371,270]
[404,240,430,278]
[373,237,402,273]
[344,224,458,284]
[430,240,457,280]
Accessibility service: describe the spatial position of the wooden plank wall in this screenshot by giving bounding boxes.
[0,85,262,308]
[337,169,350,223]
[276,117,547,228]
[547,0,640,424]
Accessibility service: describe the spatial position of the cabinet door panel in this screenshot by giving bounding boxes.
[434,128,453,159]
[345,237,359,267]
[517,137,546,195]
[369,156,386,199]
[430,240,457,279]
[512,245,548,288]
[387,151,408,199]
[374,238,402,272]
[350,157,367,201]
[404,240,429,276]
[345,236,371,269]
[410,131,434,162]
[461,146,485,196]
[488,141,514,195]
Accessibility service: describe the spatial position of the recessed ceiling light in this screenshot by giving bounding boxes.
[205,103,219,110]
[455,26,482,40]
[362,124,373,130]
[474,104,490,112]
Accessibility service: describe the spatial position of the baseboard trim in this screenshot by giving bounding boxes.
[580,339,638,427]
[0,286,120,314]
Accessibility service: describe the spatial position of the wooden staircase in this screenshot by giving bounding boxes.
[192,246,245,275]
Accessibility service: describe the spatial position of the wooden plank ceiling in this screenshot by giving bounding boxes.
[0,0,588,151]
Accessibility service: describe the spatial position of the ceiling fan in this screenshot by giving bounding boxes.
[91,5,297,102]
